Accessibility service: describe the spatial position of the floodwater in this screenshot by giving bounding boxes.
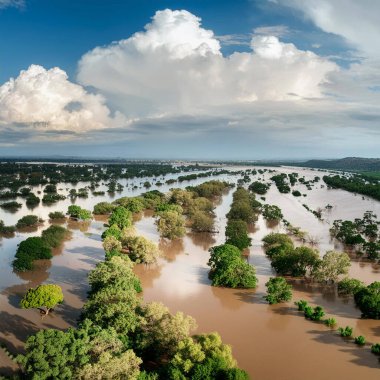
[1,167,379,379]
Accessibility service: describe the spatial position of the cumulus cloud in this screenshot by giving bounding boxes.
[77,8,337,116]
[0,65,126,134]
[272,0,380,59]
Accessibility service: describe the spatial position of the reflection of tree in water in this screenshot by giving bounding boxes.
[188,232,216,251]
[67,219,91,233]
[134,262,162,289]
[247,222,259,234]
[159,238,184,262]
[266,220,280,229]
[211,286,247,311]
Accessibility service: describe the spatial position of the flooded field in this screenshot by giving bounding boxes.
[1,166,379,379]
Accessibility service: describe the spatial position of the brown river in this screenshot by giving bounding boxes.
[0,166,379,379]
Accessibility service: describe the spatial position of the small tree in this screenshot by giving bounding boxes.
[108,207,133,229]
[354,281,380,319]
[156,210,185,240]
[264,277,292,304]
[312,251,351,283]
[20,284,64,314]
[225,220,251,250]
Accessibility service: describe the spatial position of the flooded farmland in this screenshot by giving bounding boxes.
[1,166,379,379]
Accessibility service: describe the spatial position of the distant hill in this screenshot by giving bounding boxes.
[293,157,380,172]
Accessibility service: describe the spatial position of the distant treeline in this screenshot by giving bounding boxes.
[323,175,380,201]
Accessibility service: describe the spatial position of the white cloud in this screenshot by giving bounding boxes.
[77,9,337,117]
[273,0,380,59]
[253,25,289,37]
[0,0,23,9]
[0,65,126,133]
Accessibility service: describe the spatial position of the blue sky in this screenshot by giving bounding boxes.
[0,0,379,159]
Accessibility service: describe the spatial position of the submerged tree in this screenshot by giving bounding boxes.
[20,284,64,315]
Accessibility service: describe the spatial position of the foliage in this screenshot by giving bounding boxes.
[262,233,294,259]
[101,224,122,240]
[338,326,353,337]
[225,220,251,250]
[208,244,257,288]
[26,193,40,206]
[371,343,380,355]
[93,201,116,215]
[67,205,92,220]
[108,206,133,229]
[191,211,214,233]
[48,211,65,219]
[0,219,16,234]
[262,204,283,221]
[354,336,366,346]
[324,318,337,327]
[311,251,351,283]
[264,277,292,304]
[41,225,68,248]
[16,215,40,228]
[248,181,269,195]
[13,237,52,271]
[156,210,186,239]
[354,281,380,319]
[123,235,160,264]
[103,235,122,254]
[337,278,365,296]
[20,284,64,314]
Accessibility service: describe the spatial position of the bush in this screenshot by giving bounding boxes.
[0,201,22,210]
[13,237,52,271]
[26,193,40,206]
[67,205,92,220]
[264,277,292,304]
[371,343,380,355]
[41,225,68,248]
[156,210,186,240]
[208,244,257,288]
[42,194,65,204]
[0,220,16,234]
[292,190,302,197]
[324,318,337,328]
[93,202,116,215]
[338,326,353,337]
[49,211,65,219]
[225,220,251,250]
[191,211,214,233]
[108,207,133,229]
[337,278,365,296]
[16,215,40,228]
[354,281,380,319]
[295,300,308,311]
[354,336,366,346]
[262,204,283,221]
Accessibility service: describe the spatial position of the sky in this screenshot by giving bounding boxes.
[0,0,379,159]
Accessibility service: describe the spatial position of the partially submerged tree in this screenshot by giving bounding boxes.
[20,284,64,315]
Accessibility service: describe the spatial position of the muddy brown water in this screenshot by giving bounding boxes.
[1,167,379,379]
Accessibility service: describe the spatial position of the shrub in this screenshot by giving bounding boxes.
[264,277,292,304]
[156,210,186,240]
[324,318,337,328]
[371,343,380,355]
[354,336,366,346]
[26,194,40,206]
[295,300,308,311]
[262,204,283,221]
[225,220,251,250]
[337,278,365,296]
[16,215,40,229]
[93,202,116,215]
[41,225,68,248]
[338,326,353,337]
[13,237,52,271]
[49,211,65,219]
[354,281,380,319]
[191,211,214,233]
[0,201,22,210]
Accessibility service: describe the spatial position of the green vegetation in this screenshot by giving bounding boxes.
[26,193,40,206]
[122,235,160,264]
[13,237,52,271]
[42,193,66,204]
[324,318,337,328]
[323,174,380,201]
[0,201,22,210]
[248,181,270,195]
[262,204,283,221]
[262,234,319,277]
[337,278,365,296]
[330,211,379,260]
[16,214,40,229]
[13,225,68,271]
[264,277,292,304]
[108,206,132,228]
[295,300,325,321]
[270,173,291,193]
[371,343,380,355]
[225,220,251,250]
[20,284,64,315]
[312,251,351,283]
[338,326,353,338]
[354,336,366,346]
[156,210,186,239]
[67,205,92,220]
[48,211,65,219]
[354,281,380,319]
[208,244,257,288]
[0,219,16,235]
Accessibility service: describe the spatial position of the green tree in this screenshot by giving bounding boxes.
[262,233,294,259]
[109,206,133,229]
[354,281,380,319]
[123,235,160,264]
[312,251,351,283]
[191,211,214,233]
[225,220,251,250]
[156,210,186,239]
[208,244,257,288]
[337,278,365,296]
[20,284,64,314]
[264,277,292,304]
[262,204,283,221]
